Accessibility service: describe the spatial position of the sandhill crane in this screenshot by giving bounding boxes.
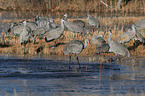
[91,35,106,47]
[63,39,90,68]
[64,13,85,28]
[63,19,89,35]
[108,30,130,57]
[96,43,110,54]
[10,21,38,32]
[32,22,50,44]
[8,22,31,43]
[8,22,31,36]
[20,21,32,54]
[50,16,58,29]
[36,17,49,28]
[135,18,145,31]
[91,35,109,53]
[33,21,50,36]
[25,21,39,31]
[116,24,137,45]
[45,19,65,47]
[87,13,100,28]
[33,27,46,37]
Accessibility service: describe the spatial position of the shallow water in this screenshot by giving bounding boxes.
[0,54,144,96]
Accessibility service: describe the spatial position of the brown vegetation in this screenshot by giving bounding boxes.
[0,0,145,13]
[0,16,145,57]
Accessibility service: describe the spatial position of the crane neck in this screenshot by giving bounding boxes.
[11,23,14,28]
[132,25,136,34]
[57,19,64,34]
[61,20,64,28]
[108,31,112,43]
[87,14,90,20]
[84,39,89,49]
[23,21,27,32]
[64,15,67,21]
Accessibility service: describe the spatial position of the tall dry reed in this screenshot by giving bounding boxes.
[0,0,145,13]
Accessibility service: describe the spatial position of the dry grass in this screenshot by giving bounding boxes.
[0,16,145,57]
[0,0,145,13]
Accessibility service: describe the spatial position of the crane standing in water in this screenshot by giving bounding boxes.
[63,39,90,68]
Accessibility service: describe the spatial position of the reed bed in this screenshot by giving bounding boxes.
[0,16,145,57]
[0,0,145,14]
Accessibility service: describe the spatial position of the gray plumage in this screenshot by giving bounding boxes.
[64,13,85,28]
[36,17,49,28]
[73,20,85,27]
[116,24,136,44]
[64,19,89,35]
[91,35,109,53]
[20,21,32,54]
[33,21,50,37]
[45,19,64,47]
[87,13,100,28]
[25,21,39,31]
[135,18,145,31]
[33,27,46,36]
[9,22,31,36]
[12,21,38,31]
[108,30,130,57]
[63,39,90,68]
[91,35,106,47]
[96,43,110,54]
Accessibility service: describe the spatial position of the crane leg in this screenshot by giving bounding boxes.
[24,44,26,54]
[69,55,71,69]
[15,35,16,43]
[54,40,57,47]
[133,39,135,47]
[76,56,81,68]
[115,55,120,70]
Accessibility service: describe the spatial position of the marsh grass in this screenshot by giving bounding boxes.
[0,0,145,13]
[0,16,145,57]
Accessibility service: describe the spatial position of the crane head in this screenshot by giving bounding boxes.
[64,13,68,17]
[23,20,27,26]
[109,30,112,33]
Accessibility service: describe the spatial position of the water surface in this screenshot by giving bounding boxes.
[0,54,144,96]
